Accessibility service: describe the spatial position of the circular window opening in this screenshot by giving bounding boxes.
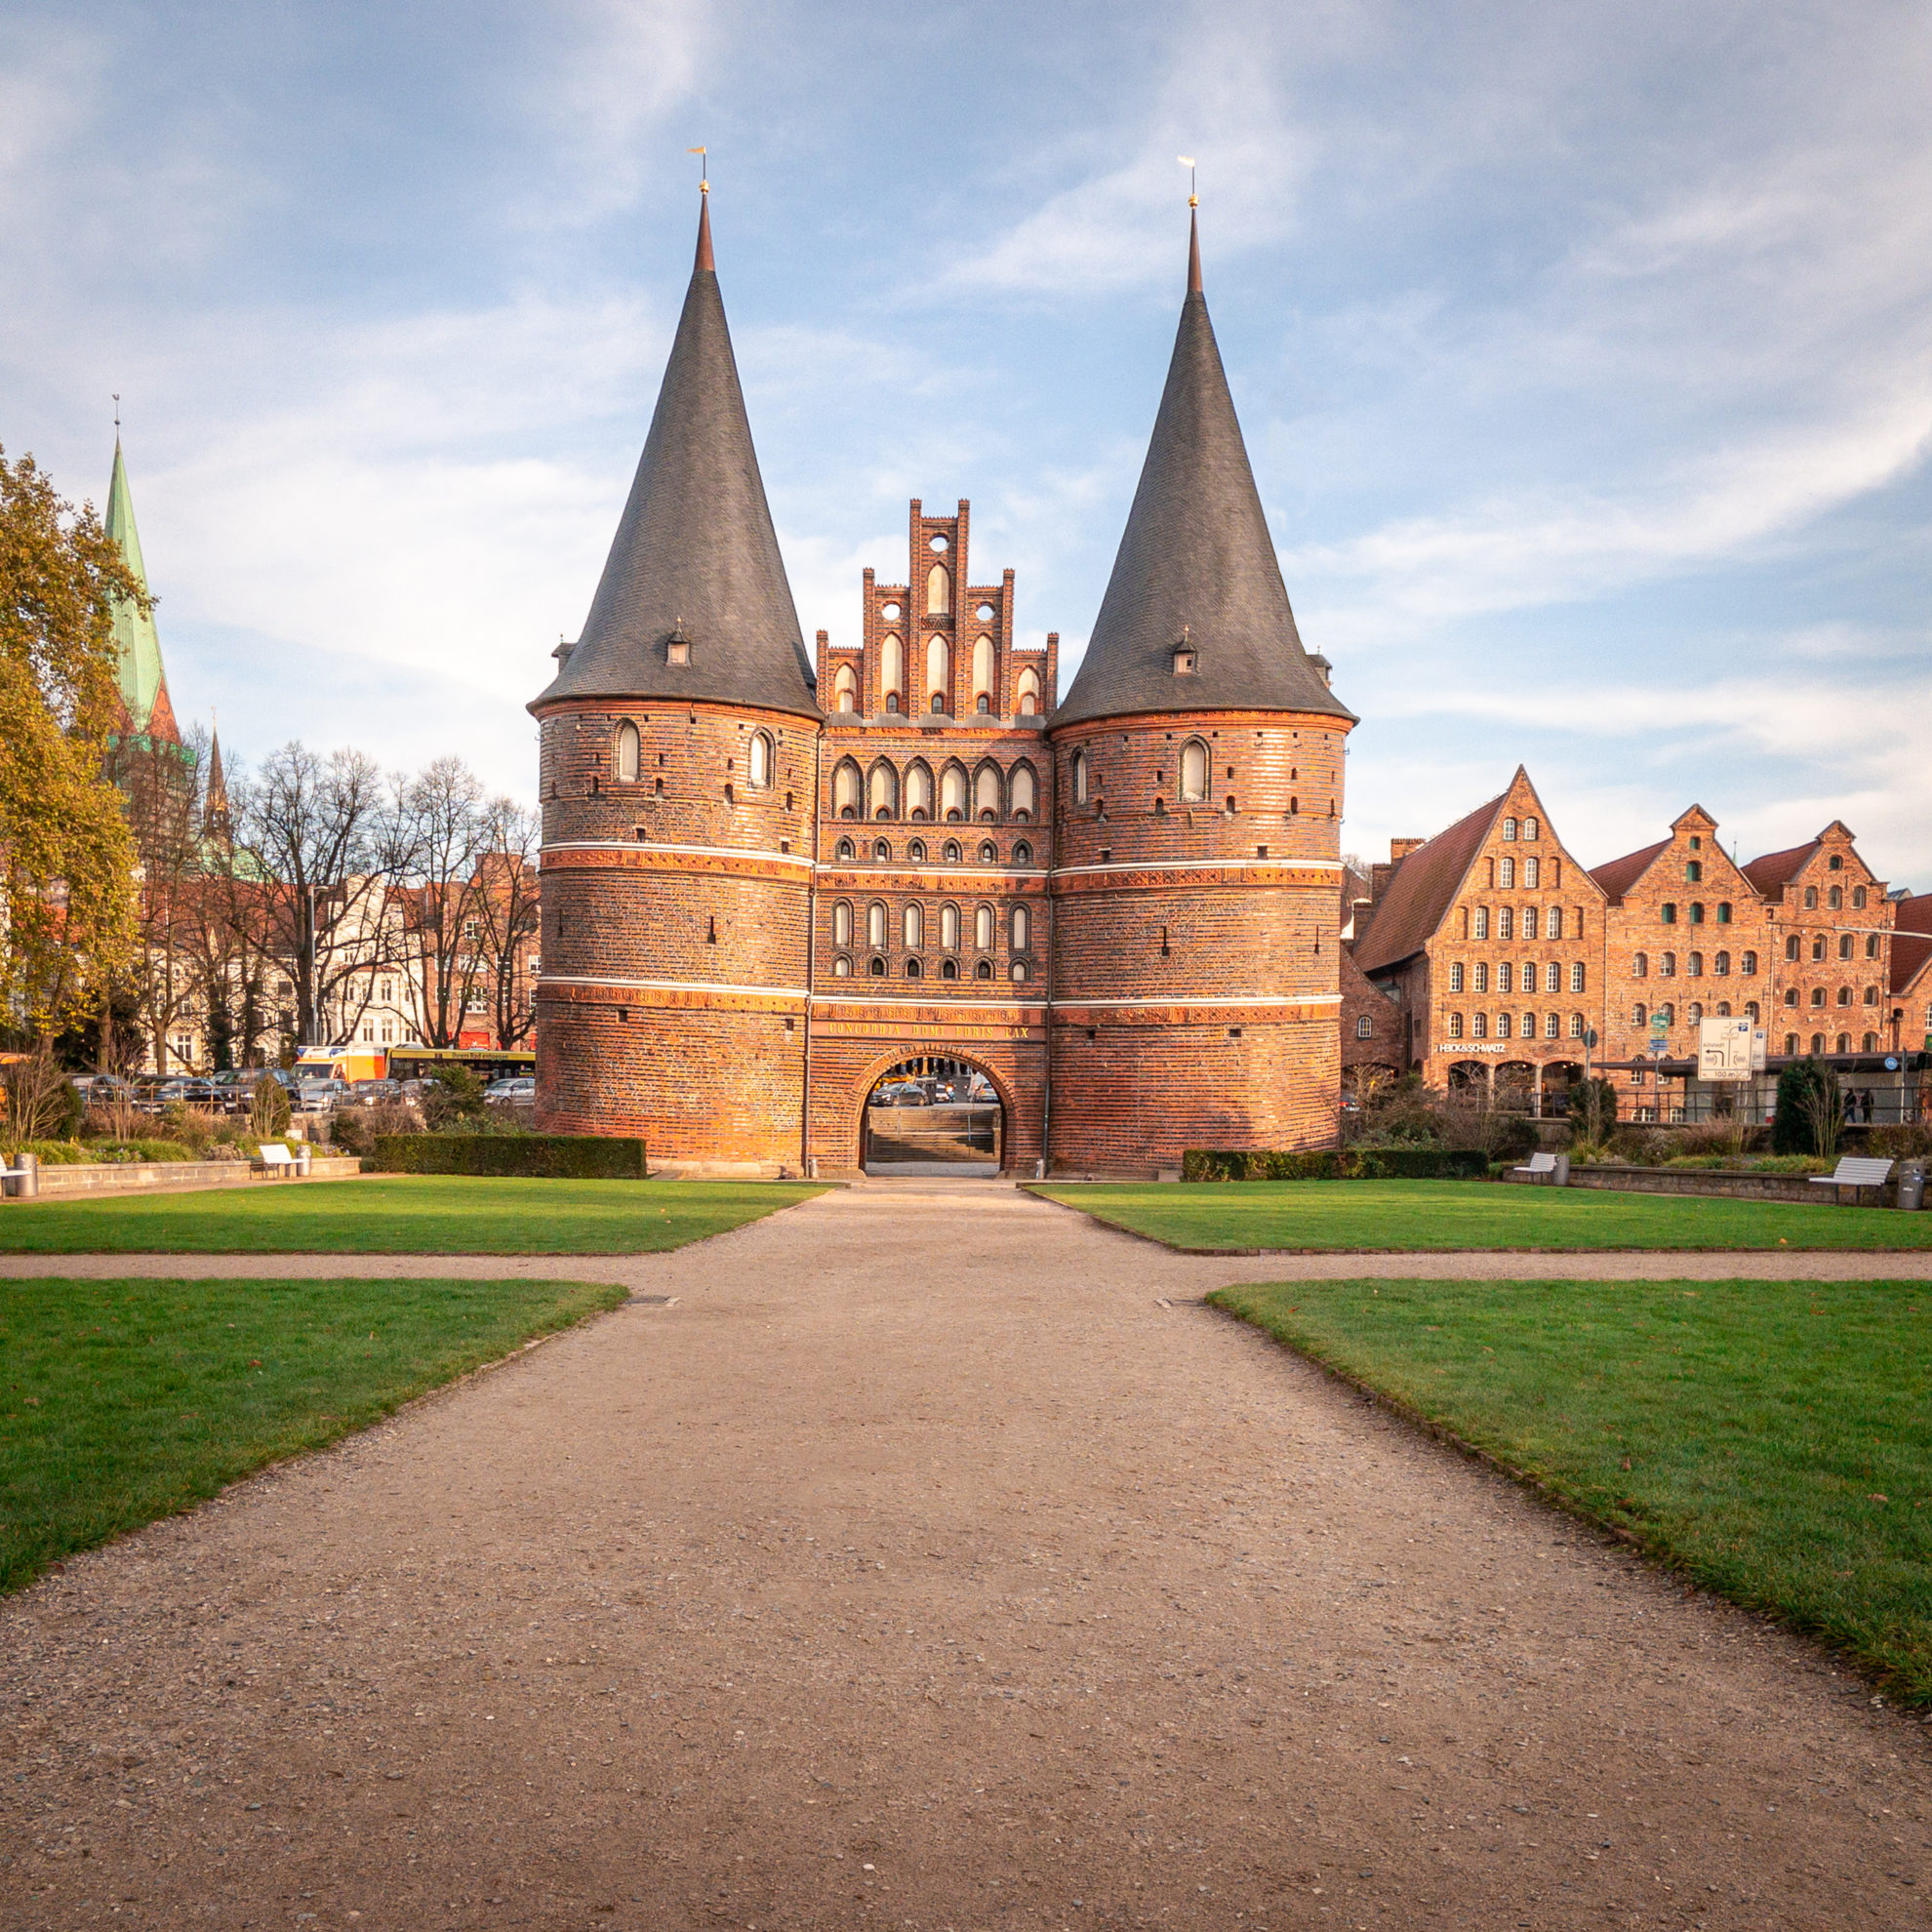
[881,602,902,620]
[929,533,948,551]
[976,602,995,621]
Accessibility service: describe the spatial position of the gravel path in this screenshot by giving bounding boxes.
[1,1181,1926,1929]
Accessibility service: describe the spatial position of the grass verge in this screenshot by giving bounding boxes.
[0,1176,827,1254]
[1211,1276,1932,1702]
[1028,1178,1932,1251]
[0,1275,627,1593]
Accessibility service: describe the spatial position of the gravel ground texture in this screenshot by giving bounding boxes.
[1,1179,1927,1931]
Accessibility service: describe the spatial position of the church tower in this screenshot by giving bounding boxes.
[1046,211,1355,1168]
[530,190,823,1161]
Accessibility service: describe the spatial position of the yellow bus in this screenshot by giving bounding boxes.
[384,1045,536,1086]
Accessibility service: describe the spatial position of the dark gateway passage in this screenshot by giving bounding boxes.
[863,1058,1003,1175]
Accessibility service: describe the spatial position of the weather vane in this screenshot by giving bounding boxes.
[688,144,707,193]
[1178,156,1197,208]
[112,391,121,431]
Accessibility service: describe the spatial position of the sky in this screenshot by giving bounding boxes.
[5,0,1930,887]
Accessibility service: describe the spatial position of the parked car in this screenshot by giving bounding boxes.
[484,1076,536,1103]
[153,1076,220,1108]
[342,1078,405,1108]
[295,1078,349,1113]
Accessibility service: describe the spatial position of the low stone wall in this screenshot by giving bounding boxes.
[1562,1163,1887,1206]
[20,1156,363,1199]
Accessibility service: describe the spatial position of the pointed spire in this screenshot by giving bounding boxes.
[1187,207,1202,296]
[534,190,819,719]
[1054,214,1352,729]
[203,723,231,839]
[695,185,715,273]
[104,438,181,744]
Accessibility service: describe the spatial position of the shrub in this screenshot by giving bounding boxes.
[1568,1076,1619,1141]
[250,1075,292,1140]
[1182,1147,1489,1182]
[371,1134,647,1179]
[4,1050,83,1154]
[1773,1058,1841,1159]
[1870,1122,1932,1160]
[420,1066,488,1132]
[88,1139,197,1164]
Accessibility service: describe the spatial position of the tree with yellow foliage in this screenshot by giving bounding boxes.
[0,446,140,1039]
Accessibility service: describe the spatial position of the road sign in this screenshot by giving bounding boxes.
[1699,1016,1754,1081]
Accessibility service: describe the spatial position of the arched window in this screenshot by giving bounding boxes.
[833,760,862,819]
[872,838,891,863]
[979,839,997,864]
[972,635,993,711]
[1686,861,1703,883]
[1522,906,1540,941]
[1713,950,1730,976]
[833,663,857,712]
[975,959,992,980]
[943,839,961,864]
[1745,1000,1759,1023]
[832,954,851,977]
[1010,763,1037,821]
[1449,962,1465,992]
[1523,857,1539,888]
[616,721,641,782]
[1569,1013,1584,1037]
[1716,902,1732,924]
[1012,904,1031,950]
[1549,906,1564,941]
[1499,856,1514,888]
[1498,962,1513,994]
[1690,903,1706,925]
[1498,907,1513,941]
[906,957,921,979]
[835,836,854,861]
[1687,1001,1703,1025]
[1524,818,1539,840]
[975,763,1002,821]
[1179,739,1209,802]
[1716,1001,1731,1017]
[881,634,904,711]
[941,958,958,979]
[1838,933,1854,960]
[1472,962,1488,992]
[747,731,772,789]
[1742,950,1757,975]
[1448,1013,1464,1038]
[1545,1013,1559,1038]
[905,761,934,820]
[906,838,926,864]
[1828,884,1842,909]
[1497,1014,1512,1039]
[1472,907,1489,941]
[866,903,887,948]
[1571,962,1586,992]
[1688,952,1704,978]
[1661,903,1677,924]
[1803,886,1818,908]
[1852,886,1867,908]
[1013,840,1032,866]
[941,763,968,822]
[1502,817,1518,840]
[869,956,886,978]
[1835,1031,1850,1054]
[832,901,852,948]
[974,904,994,950]
[1472,1013,1488,1038]
[926,635,949,710]
[904,904,923,949]
[1011,960,1028,983]
[1071,748,1089,805]
[1632,1002,1647,1026]
[868,761,899,820]
[1836,985,1852,1006]
[1660,951,1675,977]
[1866,934,1881,959]
[1016,666,1040,715]
[926,562,949,614]
[941,903,960,950]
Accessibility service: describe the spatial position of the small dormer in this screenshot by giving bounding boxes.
[1307,652,1332,689]
[1172,626,1197,676]
[665,621,691,667]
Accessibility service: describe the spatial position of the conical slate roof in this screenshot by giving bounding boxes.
[1056,215,1352,729]
[533,194,820,720]
[104,440,181,742]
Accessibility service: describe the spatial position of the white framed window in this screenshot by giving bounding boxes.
[1497,1013,1512,1038]
[1448,961,1464,992]
[1545,1012,1559,1038]
[1549,906,1563,940]
[1473,962,1488,993]
[1499,856,1514,888]
[1179,739,1209,802]
[1448,1013,1464,1038]
[1523,817,1538,839]
[1522,906,1539,941]
[1569,1013,1584,1037]
[1472,906,1489,941]
[1523,857,1539,888]
[1570,961,1585,993]
[1472,1013,1488,1038]
[747,731,772,789]
[1502,817,1518,840]
[1356,1015,1373,1039]
[616,720,641,783]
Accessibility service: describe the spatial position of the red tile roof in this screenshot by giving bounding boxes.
[1893,893,1932,997]
[1587,838,1670,906]
[1351,789,1507,975]
[1741,840,1818,897]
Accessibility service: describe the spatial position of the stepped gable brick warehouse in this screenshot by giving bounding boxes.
[1350,774,1922,1123]
[529,189,1355,1173]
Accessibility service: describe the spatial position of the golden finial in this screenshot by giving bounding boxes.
[688,145,708,194]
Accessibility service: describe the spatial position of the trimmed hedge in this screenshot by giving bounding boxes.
[372,1134,648,1179]
[1182,1147,1491,1183]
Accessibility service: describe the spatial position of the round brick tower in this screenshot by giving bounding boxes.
[1047,211,1356,1171]
[530,190,823,1165]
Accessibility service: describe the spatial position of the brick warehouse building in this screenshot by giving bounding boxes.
[530,190,1354,1173]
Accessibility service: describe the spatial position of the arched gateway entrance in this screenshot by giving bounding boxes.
[861,1055,1004,1176]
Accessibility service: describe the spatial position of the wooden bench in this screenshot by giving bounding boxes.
[258,1144,297,1176]
[1511,1150,1559,1182]
[1808,1155,1893,1205]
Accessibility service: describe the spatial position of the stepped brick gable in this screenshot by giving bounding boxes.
[532,198,1353,1172]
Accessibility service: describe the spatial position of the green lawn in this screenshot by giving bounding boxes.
[0,1176,826,1254]
[1029,1179,1932,1251]
[0,1275,627,1593]
[1212,1277,1932,1701]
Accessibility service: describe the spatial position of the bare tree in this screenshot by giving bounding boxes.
[473,797,542,1048]
[393,756,495,1048]
[234,743,410,1049]
[118,722,209,1072]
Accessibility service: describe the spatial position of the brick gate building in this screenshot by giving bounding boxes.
[529,190,1354,1173]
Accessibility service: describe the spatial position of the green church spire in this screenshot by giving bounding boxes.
[104,438,179,743]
